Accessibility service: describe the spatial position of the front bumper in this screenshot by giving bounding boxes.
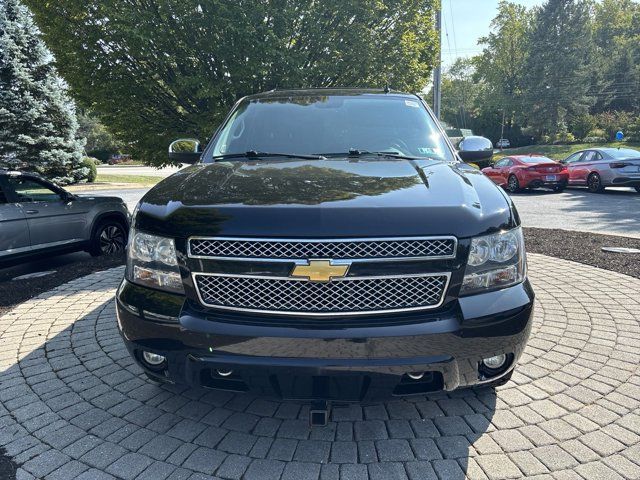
[116,279,534,401]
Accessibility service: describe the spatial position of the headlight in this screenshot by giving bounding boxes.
[461,227,526,295]
[126,228,184,294]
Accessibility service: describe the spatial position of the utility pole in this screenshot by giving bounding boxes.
[433,4,442,120]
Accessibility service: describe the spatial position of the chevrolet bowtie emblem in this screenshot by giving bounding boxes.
[291,260,350,282]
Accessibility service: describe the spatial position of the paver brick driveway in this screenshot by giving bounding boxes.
[1,254,639,480]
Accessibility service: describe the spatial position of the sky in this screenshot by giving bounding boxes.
[441,0,546,68]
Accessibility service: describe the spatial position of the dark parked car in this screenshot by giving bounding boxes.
[561,147,640,193]
[116,89,534,421]
[0,170,130,265]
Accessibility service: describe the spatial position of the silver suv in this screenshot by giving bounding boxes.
[0,170,130,264]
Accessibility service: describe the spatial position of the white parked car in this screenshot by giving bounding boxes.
[496,138,511,149]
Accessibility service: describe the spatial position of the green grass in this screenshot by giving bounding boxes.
[495,141,640,161]
[95,173,162,185]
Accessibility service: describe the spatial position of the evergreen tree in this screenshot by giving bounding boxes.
[524,0,594,137]
[0,0,86,184]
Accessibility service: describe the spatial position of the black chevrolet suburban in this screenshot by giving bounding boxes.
[116,89,534,413]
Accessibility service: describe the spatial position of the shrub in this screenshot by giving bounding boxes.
[595,111,634,141]
[587,128,607,138]
[625,117,640,142]
[569,113,596,141]
[81,157,97,183]
[582,136,607,143]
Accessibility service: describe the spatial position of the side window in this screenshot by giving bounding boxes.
[564,152,583,164]
[7,178,62,203]
[594,152,603,160]
[494,159,508,168]
[582,151,596,162]
[504,159,513,167]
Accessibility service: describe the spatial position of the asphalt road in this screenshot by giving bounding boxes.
[97,164,184,177]
[511,186,640,238]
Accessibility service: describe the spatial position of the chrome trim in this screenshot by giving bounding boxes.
[191,271,452,316]
[187,236,458,262]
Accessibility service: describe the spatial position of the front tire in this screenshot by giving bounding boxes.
[506,175,520,193]
[635,186,640,193]
[587,173,605,193]
[553,185,566,193]
[89,220,127,256]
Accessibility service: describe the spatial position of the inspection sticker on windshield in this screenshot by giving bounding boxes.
[405,100,420,108]
[418,147,437,155]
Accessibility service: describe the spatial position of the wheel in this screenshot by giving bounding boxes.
[506,175,520,193]
[587,172,605,193]
[89,220,127,256]
[553,185,565,193]
[635,186,640,193]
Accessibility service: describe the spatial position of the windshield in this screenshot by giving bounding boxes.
[206,94,455,162]
[603,148,640,159]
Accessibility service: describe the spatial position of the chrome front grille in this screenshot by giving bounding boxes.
[193,273,450,316]
[188,237,456,260]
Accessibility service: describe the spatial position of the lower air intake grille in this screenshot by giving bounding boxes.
[194,274,449,316]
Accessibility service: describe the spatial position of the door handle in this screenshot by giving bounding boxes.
[25,209,39,214]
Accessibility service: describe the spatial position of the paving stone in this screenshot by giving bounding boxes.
[281,461,321,480]
[105,452,154,480]
[375,439,414,462]
[368,462,408,480]
[340,463,368,480]
[244,459,285,480]
[214,454,252,480]
[182,447,226,474]
[475,453,522,479]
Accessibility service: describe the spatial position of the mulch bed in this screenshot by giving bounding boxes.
[0,254,125,317]
[523,227,640,280]
[0,229,638,316]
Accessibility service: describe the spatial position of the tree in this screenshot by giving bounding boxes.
[25,0,439,165]
[439,58,479,131]
[524,0,594,136]
[473,1,532,127]
[0,0,87,184]
[591,0,640,112]
[77,112,123,162]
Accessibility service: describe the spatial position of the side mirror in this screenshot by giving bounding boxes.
[458,136,494,163]
[169,138,202,164]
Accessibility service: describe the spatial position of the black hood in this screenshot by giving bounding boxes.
[135,158,517,239]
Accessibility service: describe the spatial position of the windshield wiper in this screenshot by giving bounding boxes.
[211,151,326,161]
[319,149,423,161]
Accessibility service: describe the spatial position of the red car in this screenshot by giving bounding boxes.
[482,155,569,193]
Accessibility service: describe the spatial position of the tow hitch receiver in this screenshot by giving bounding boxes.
[309,400,330,427]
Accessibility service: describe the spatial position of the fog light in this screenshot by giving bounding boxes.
[482,354,507,369]
[407,372,425,380]
[142,351,166,366]
[216,369,233,377]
